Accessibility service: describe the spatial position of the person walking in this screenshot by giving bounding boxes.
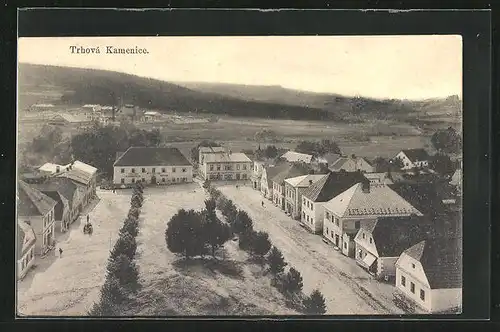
[59,248,63,258]
[87,215,90,223]
[261,201,264,208]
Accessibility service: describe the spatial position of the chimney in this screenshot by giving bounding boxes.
[361,180,370,193]
[309,179,313,185]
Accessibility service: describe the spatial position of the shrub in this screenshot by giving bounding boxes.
[303,289,327,314]
[232,210,253,235]
[250,231,272,258]
[120,218,139,239]
[110,232,137,260]
[282,267,304,294]
[128,207,140,221]
[202,199,232,258]
[165,209,207,259]
[267,246,287,275]
[106,254,140,291]
[89,276,126,316]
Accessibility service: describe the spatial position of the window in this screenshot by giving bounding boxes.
[355,221,360,228]
[369,237,372,244]
[162,168,166,173]
[303,198,306,205]
[173,168,176,173]
[358,249,363,258]
[242,174,247,179]
[335,218,339,227]
[311,217,314,224]
[142,168,146,173]
[401,275,406,287]
[132,178,136,183]
[182,168,186,173]
[210,165,214,171]
[121,168,125,173]
[121,178,125,184]
[302,212,305,219]
[344,242,347,249]
[420,289,425,301]
[152,168,156,173]
[237,164,240,170]
[243,165,247,170]
[217,165,221,171]
[307,215,310,222]
[362,232,365,239]
[410,282,415,294]
[311,204,314,211]
[131,168,136,173]
[326,211,330,219]
[161,178,165,182]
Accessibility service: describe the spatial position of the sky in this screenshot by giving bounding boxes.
[18,35,462,100]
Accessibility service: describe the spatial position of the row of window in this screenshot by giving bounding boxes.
[121,167,188,174]
[209,164,248,171]
[325,211,340,227]
[401,275,426,301]
[120,177,188,184]
[43,210,54,228]
[207,173,248,180]
[20,248,34,271]
[302,211,315,225]
[303,198,314,211]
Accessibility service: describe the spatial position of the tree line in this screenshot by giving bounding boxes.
[165,182,327,314]
[89,183,145,316]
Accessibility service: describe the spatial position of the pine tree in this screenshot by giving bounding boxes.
[251,231,272,258]
[267,246,287,275]
[282,267,303,293]
[106,254,140,291]
[303,289,327,314]
[232,210,254,235]
[110,232,137,260]
[165,209,207,259]
[202,199,232,258]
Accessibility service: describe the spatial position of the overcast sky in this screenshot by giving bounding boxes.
[18,36,462,100]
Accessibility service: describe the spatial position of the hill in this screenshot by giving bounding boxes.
[18,63,461,122]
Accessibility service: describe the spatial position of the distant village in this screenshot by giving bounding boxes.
[17,122,463,315]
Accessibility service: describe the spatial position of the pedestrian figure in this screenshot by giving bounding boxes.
[261,201,264,207]
[59,248,63,258]
[87,215,90,223]
[113,189,116,194]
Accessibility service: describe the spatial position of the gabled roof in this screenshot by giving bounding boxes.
[271,164,311,186]
[324,183,423,218]
[285,174,326,188]
[199,146,225,153]
[39,162,71,173]
[263,162,290,188]
[17,221,36,260]
[400,149,430,162]
[204,152,252,163]
[281,151,313,164]
[32,177,78,207]
[329,156,373,172]
[114,147,192,167]
[315,153,342,165]
[360,216,430,257]
[404,237,462,289]
[301,171,369,202]
[18,180,57,217]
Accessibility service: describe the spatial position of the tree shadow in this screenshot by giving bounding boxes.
[172,257,245,280]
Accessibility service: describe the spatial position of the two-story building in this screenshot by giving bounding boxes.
[18,180,57,256]
[271,164,311,211]
[394,149,431,170]
[301,171,369,234]
[200,151,252,181]
[322,182,423,257]
[260,162,290,199]
[280,151,314,164]
[354,215,430,281]
[198,146,226,165]
[17,221,36,279]
[284,174,326,219]
[329,155,375,173]
[251,160,270,191]
[113,147,193,185]
[395,237,462,313]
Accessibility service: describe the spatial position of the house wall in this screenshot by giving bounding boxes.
[114,165,193,185]
[431,288,462,313]
[21,208,55,255]
[202,162,252,181]
[323,212,374,257]
[301,198,323,233]
[272,182,285,210]
[395,253,432,311]
[284,182,300,217]
[379,257,399,278]
[260,171,271,199]
[17,245,35,279]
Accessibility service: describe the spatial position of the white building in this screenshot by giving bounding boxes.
[17,221,36,279]
[113,147,193,185]
[322,182,422,257]
[198,146,226,165]
[284,174,326,219]
[329,155,375,173]
[394,149,431,170]
[395,238,462,313]
[280,151,314,164]
[200,151,252,181]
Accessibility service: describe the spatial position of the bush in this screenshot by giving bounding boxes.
[303,289,327,314]
[128,207,140,221]
[250,231,272,258]
[110,232,137,260]
[165,209,207,259]
[120,217,139,239]
[282,267,303,294]
[106,254,140,291]
[89,276,126,316]
[267,246,287,275]
[202,198,232,258]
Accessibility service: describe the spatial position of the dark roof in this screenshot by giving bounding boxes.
[363,216,431,257]
[32,177,78,207]
[401,149,430,162]
[114,147,192,167]
[264,162,290,188]
[271,163,310,185]
[302,171,369,202]
[404,237,462,289]
[18,180,57,217]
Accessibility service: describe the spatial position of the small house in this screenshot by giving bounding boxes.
[394,149,431,170]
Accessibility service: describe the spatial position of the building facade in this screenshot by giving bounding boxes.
[394,149,431,170]
[198,146,226,165]
[284,174,326,219]
[329,155,375,173]
[200,152,252,181]
[114,147,193,185]
[17,221,36,279]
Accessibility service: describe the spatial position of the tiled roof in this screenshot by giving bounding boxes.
[281,151,313,164]
[361,216,430,257]
[204,152,252,163]
[199,146,226,153]
[271,164,311,185]
[315,153,342,165]
[39,163,71,173]
[38,190,69,221]
[329,156,373,172]
[401,149,430,162]
[17,221,36,260]
[114,147,192,167]
[404,237,462,289]
[33,177,78,208]
[285,174,326,187]
[18,180,57,217]
[364,172,393,184]
[301,171,369,202]
[324,183,423,218]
